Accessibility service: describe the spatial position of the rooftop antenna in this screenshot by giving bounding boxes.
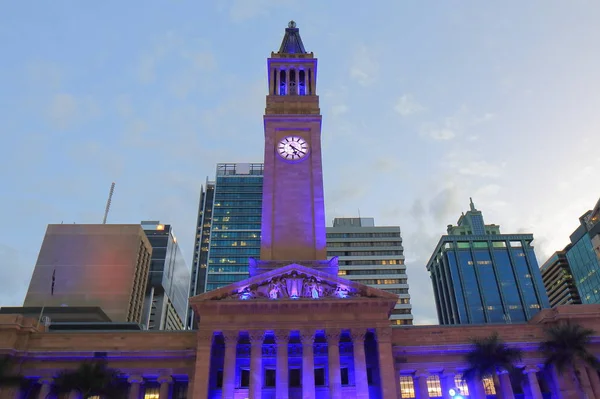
[102,182,116,224]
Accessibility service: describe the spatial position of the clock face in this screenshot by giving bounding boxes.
[277,136,309,161]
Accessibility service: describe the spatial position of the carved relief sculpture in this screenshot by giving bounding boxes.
[225,271,363,301]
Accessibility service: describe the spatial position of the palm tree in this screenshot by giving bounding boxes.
[462,332,523,399]
[0,355,26,392]
[51,359,126,399]
[539,321,600,398]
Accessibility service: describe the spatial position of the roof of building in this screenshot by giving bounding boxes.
[278,21,307,54]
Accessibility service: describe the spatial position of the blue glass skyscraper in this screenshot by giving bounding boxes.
[565,209,600,304]
[426,199,550,325]
[189,163,264,296]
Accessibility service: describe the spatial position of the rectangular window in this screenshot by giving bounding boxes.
[341,367,349,385]
[265,369,276,387]
[240,369,250,388]
[426,375,442,397]
[315,368,326,386]
[399,376,415,398]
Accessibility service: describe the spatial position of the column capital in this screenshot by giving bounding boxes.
[273,329,290,344]
[325,329,342,343]
[127,375,144,384]
[415,369,429,378]
[299,329,316,344]
[248,330,265,345]
[376,327,393,343]
[497,369,510,375]
[523,365,540,374]
[222,330,239,344]
[38,377,54,385]
[442,368,457,377]
[350,328,367,341]
[157,375,173,385]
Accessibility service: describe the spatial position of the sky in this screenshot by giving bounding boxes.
[1,1,600,325]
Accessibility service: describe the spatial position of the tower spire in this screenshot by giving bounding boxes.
[469,197,476,211]
[278,20,307,54]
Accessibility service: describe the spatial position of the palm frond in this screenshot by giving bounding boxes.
[462,333,522,384]
[539,321,597,374]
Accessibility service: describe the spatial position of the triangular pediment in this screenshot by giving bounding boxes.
[191,263,399,303]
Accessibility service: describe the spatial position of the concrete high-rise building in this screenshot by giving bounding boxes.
[564,204,600,304]
[189,163,263,297]
[326,217,412,325]
[426,199,550,325]
[141,221,190,330]
[540,250,581,307]
[24,224,152,323]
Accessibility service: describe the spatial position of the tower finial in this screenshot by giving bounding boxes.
[469,197,476,211]
[277,20,306,54]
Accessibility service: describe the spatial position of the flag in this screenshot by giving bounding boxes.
[51,268,56,296]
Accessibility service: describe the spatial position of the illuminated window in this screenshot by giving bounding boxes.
[144,388,160,399]
[156,224,165,230]
[482,376,496,395]
[338,270,347,276]
[454,374,469,396]
[399,376,415,398]
[427,375,442,397]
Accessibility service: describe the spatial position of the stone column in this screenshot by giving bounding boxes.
[466,377,484,399]
[127,375,143,399]
[222,331,239,399]
[38,378,53,399]
[274,329,290,399]
[269,67,275,95]
[523,366,543,399]
[300,329,316,399]
[285,69,290,96]
[377,327,399,399]
[326,329,342,399]
[586,365,600,399]
[249,330,264,399]
[158,375,173,399]
[440,369,456,399]
[498,370,514,399]
[415,370,430,399]
[576,363,595,399]
[351,329,369,399]
[309,67,316,94]
[191,330,214,398]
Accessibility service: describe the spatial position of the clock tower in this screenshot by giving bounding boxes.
[258,21,329,271]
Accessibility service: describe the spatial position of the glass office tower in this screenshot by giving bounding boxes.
[426,199,550,325]
[190,163,264,297]
[141,221,190,330]
[565,209,600,304]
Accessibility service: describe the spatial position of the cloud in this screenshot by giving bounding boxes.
[458,160,504,178]
[46,93,100,130]
[331,104,348,116]
[349,45,379,87]
[47,93,77,130]
[394,94,425,116]
[226,0,296,22]
[427,128,456,141]
[429,186,462,224]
